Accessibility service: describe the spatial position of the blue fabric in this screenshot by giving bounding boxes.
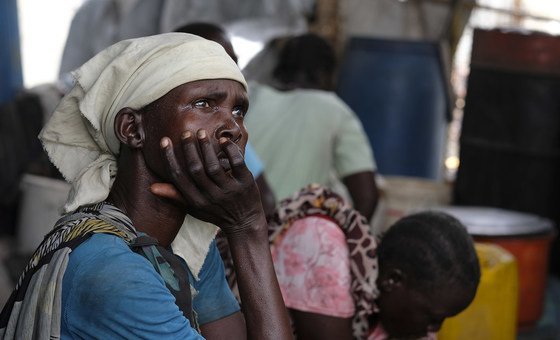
[61,234,239,339]
[186,240,240,325]
[245,142,264,177]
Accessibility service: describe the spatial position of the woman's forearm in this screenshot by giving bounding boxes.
[227,216,293,340]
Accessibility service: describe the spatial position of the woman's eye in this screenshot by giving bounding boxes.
[194,100,210,108]
[232,106,245,118]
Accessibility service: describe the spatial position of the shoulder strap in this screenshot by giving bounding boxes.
[129,235,196,329]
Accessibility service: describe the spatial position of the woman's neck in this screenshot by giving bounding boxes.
[106,156,186,248]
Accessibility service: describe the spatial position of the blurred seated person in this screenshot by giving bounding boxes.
[219,185,480,339]
[244,33,378,221]
[0,33,291,339]
[174,21,276,219]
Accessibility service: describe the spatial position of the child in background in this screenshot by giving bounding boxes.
[370,210,480,339]
[219,185,480,339]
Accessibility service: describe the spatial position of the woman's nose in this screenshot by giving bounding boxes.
[215,115,243,143]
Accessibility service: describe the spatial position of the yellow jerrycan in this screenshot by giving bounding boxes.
[438,243,518,340]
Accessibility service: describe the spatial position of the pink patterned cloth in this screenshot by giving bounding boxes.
[271,216,356,318]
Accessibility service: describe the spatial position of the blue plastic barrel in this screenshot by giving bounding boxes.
[337,37,450,180]
[0,0,23,105]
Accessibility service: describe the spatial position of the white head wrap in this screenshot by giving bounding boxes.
[39,33,247,278]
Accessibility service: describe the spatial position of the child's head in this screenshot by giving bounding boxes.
[376,211,480,338]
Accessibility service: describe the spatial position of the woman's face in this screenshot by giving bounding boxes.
[376,280,474,339]
[141,79,249,180]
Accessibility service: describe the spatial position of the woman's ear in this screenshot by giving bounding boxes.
[379,268,405,293]
[114,107,144,148]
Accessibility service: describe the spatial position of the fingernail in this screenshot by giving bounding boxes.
[219,137,228,144]
[161,138,169,148]
[182,131,192,140]
[197,130,206,139]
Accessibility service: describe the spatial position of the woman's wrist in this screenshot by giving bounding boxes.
[224,212,268,243]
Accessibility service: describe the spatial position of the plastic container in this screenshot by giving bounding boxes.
[438,243,518,340]
[373,176,451,234]
[17,174,71,253]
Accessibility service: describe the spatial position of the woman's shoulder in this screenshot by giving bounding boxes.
[271,216,355,317]
[69,233,133,261]
[65,233,160,287]
[61,234,198,339]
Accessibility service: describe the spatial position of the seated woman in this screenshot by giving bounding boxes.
[0,33,291,339]
[219,185,481,339]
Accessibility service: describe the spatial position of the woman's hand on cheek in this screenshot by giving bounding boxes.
[158,130,266,236]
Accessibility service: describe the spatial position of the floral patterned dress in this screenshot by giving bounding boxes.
[271,216,356,318]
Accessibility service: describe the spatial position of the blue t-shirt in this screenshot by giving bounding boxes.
[245,142,264,178]
[61,234,239,339]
